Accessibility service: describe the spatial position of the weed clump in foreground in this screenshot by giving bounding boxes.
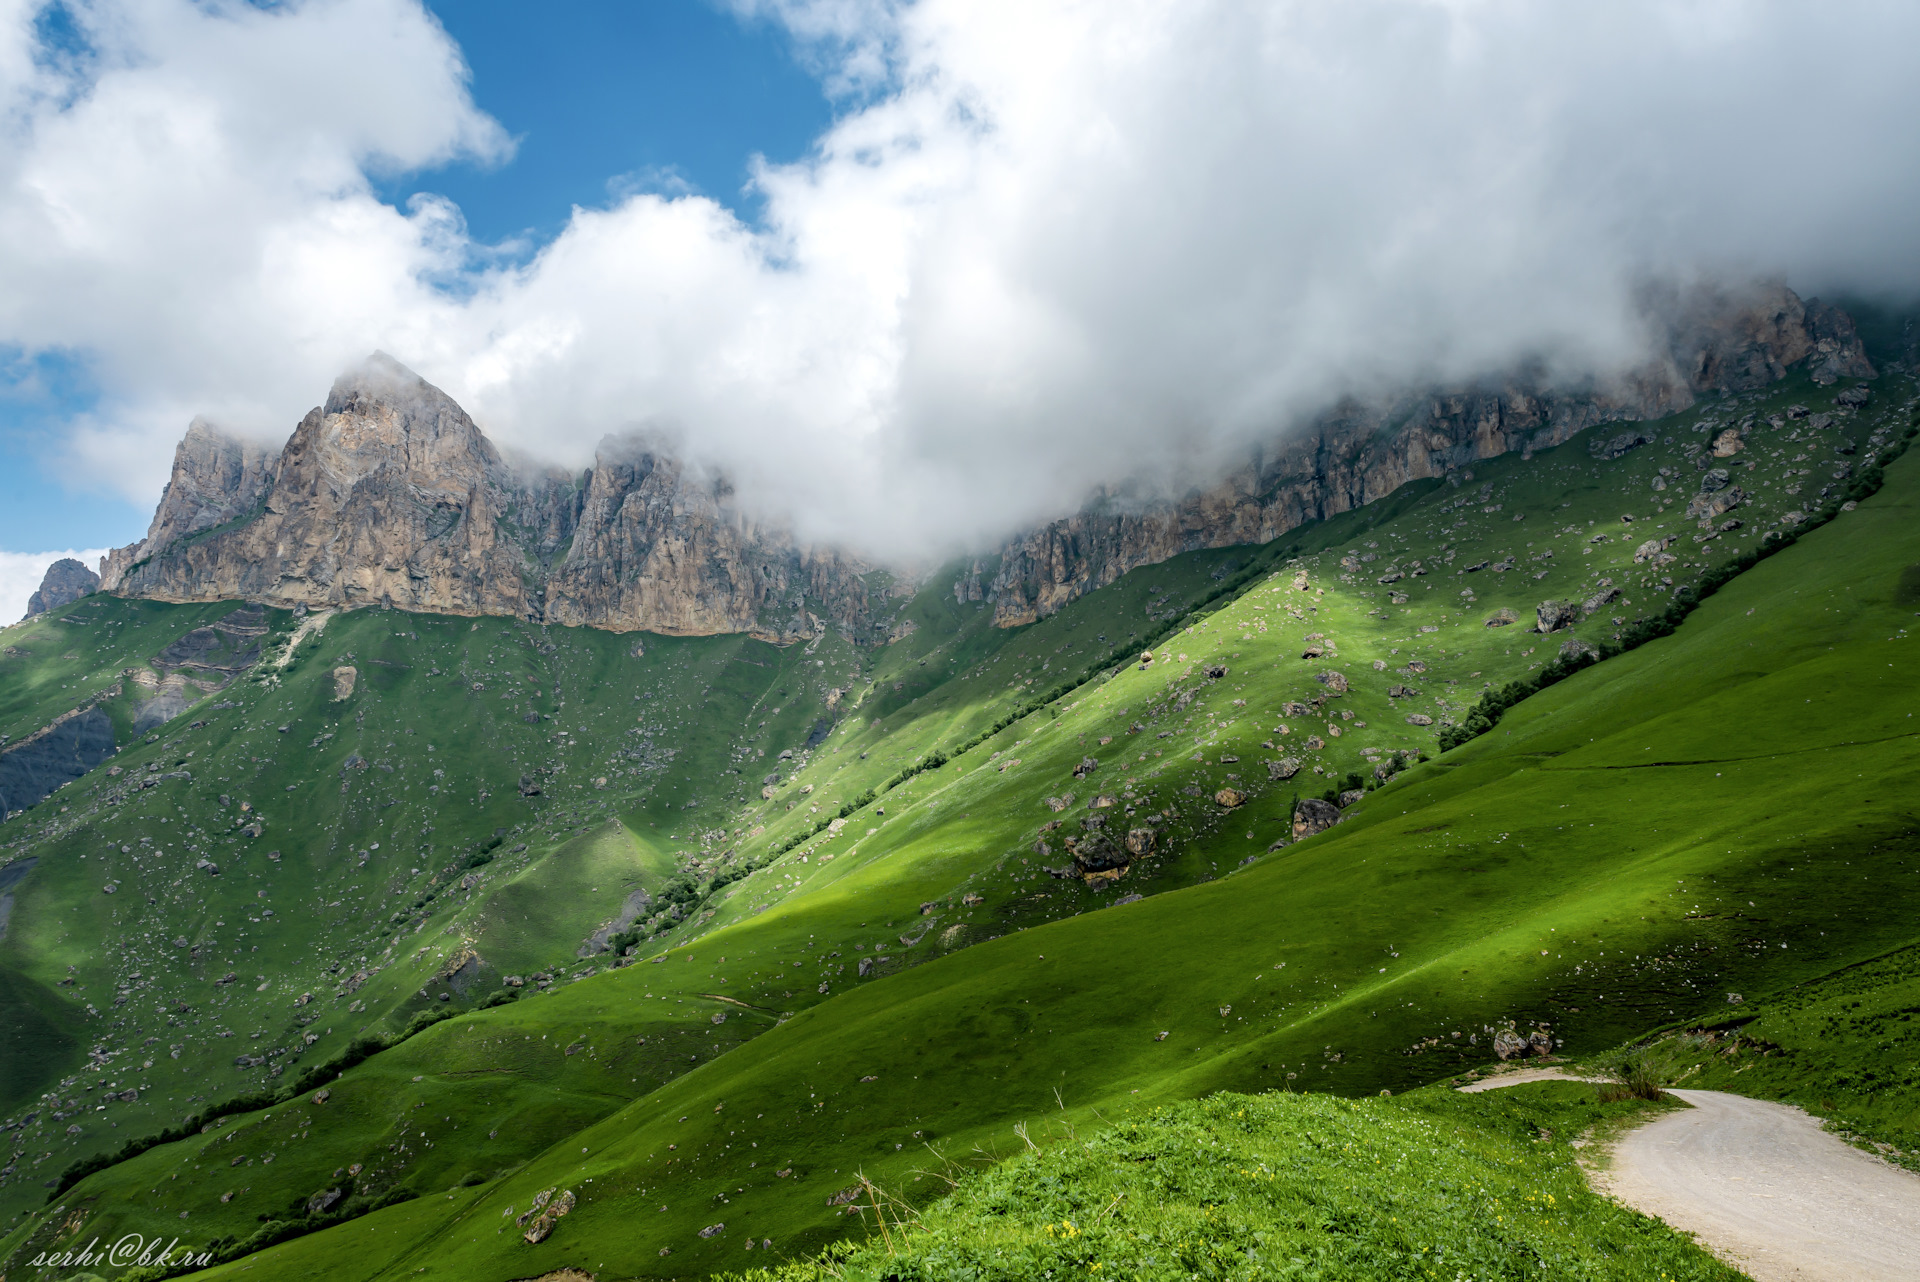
[725,1085,1740,1282]
[1594,1045,1675,1103]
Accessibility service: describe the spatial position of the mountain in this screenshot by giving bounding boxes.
[0,295,1908,1281]
[100,354,904,645]
[104,286,1871,639]
[21,561,98,620]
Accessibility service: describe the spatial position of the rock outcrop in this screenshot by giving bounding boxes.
[103,356,907,643]
[105,284,1872,641]
[984,283,1872,625]
[23,558,99,618]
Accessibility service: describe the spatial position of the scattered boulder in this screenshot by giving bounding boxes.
[1043,794,1075,812]
[1204,664,1227,680]
[1492,1028,1527,1060]
[307,1188,343,1216]
[1559,638,1600,661]
[521,1188,576,1244]
[1387,684,1420,699]
[1686,486,1745,522]
[1582,587,1620,614]
[1535,600,1579,633]
[1337,789,1365,808]
[1836,383,1873,409]
[1213,788,1248,808]
[1698,468,1732,493]
[1305,735,1326,750]
[1266,757,1301,781]
[1405,714,1434,726]
[1710,428,1745,458]
[1124,828,1157,856]
[1633,535,1674,563]
[1292,798,1343,841]
[1071,757,1099,779]
[1300,642,1325,659]
[331,666,358,701]
[1590,428,1654,460]
[1071,834,1128,873]
[1315,670,1348,695]
[1483,608,1517,627]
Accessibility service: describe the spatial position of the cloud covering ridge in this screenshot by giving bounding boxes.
[5,0,1920,558]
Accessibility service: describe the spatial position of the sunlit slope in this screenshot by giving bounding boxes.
[165,400,1920,1279]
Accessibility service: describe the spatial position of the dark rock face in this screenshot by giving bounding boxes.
[24,559,99,618]
[0,706,115,819]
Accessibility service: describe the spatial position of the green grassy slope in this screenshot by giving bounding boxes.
[729,1082,1742,1282]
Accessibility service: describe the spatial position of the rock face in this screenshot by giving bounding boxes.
[24,559,99,618]
[983,284,1873,625]
[105,285,1872,642]
[0,704,116,818]
[103,356,906,643]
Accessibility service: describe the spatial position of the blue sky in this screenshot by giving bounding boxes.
[0,0,831,554]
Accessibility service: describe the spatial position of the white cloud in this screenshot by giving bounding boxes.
[5,0,1920,562]
[0,549,106,623]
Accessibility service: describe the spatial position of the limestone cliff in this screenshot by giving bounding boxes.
[103,284,1873,640]
[102,356,899,642]
[982,283,1875,625]
[23,559,98,619]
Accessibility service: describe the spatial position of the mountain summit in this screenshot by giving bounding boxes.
[100,355,891,643]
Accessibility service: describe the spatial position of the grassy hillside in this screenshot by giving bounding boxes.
[725,1082,1743,1282]
[0,363,1915,1278]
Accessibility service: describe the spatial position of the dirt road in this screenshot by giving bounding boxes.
[1598,1088,1920,1281]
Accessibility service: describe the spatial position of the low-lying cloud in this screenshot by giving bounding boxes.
[7,0,1920,560]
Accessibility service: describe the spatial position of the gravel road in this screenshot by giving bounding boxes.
[1598,1088,1920,1281]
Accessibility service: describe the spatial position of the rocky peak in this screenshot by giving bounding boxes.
[100,418,276,590]
[23,558,99,619]
[104,357,905,641]
[296,352,508,500]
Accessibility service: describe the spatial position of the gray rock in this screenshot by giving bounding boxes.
[1836,383,1873,409]
[1582,587,1620,614]
[1337,789,1365,808]
[1405,713,1434,726]
[1483,608,1517,627]
[1590,428,1654,460]
[1292,798,1343,841]
[1559,638,1600,661]
[1698,468,1731,493]
[24,559,99,618]
[1266,757,1301,781]
[1535,600,1579,633]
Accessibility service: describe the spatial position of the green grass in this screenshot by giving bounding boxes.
[719,1083,1740,1282]
[1,363,1917,1277]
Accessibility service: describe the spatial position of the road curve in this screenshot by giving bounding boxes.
[1597,1088,1920,1282]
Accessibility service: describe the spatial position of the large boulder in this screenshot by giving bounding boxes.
[1535,600,1579,633]
[1292,798,1343,842]
[1070,833,1128,873]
